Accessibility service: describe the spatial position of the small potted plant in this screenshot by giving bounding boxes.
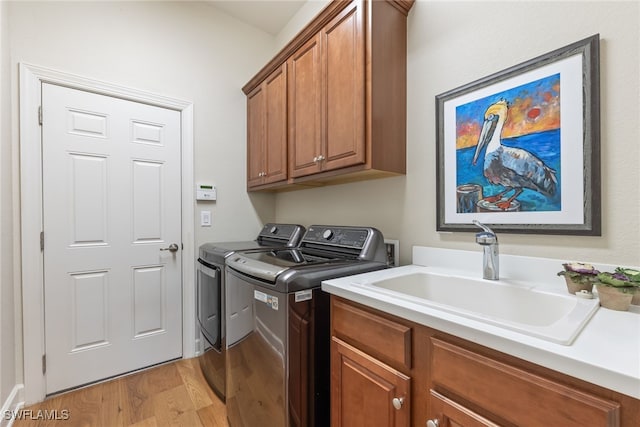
[595,268,640,311]
[557,262,599,295]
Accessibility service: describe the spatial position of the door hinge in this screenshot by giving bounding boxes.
[42,354,46,375]
[38,106,43,126]
[40,231,44,251]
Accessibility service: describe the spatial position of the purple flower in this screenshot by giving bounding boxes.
[561,262,599,275]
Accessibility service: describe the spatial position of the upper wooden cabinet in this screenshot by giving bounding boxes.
[246,64,288,188]
[243,0,414,191]
[289,2,365,179]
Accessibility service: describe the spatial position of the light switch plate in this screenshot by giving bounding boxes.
[201,210,211,227]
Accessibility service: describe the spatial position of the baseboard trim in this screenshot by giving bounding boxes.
[194,337,203,357]
[1,384,24,427]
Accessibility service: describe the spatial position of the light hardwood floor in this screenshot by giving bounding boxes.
[14,358,229,427]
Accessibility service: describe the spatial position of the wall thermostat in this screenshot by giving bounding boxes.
[196,184,217,201]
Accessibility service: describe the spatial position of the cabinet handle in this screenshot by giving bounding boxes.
[426,419,439,427]
[392,397,404,410]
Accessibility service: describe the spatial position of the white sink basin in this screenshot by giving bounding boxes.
[356,271,599,345]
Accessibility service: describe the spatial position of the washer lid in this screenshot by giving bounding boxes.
[199,241,260,264]
[226,253,291,281]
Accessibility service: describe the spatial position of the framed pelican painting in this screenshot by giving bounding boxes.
[436,34,600,235]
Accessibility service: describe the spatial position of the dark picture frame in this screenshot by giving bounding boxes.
[436,34,600,235]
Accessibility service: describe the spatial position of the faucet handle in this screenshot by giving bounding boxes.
[473,220,498,245]
[476,232,497,245]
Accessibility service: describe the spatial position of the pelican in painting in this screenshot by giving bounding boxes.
[472,100,557,210]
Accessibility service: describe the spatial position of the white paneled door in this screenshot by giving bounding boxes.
[42,83,182,394]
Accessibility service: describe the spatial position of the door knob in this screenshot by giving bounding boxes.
[160,243,179,253]
[392,397,404,410]
[426,419,439,427]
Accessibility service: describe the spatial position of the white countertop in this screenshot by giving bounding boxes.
[322,246,640,399]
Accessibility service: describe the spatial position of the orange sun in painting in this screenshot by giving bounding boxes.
[455,79,560,150]
[527,107,541,120]
[502,94,560,138]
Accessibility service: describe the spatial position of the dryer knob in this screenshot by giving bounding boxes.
[322,229,334,240]
[270,226,278,234]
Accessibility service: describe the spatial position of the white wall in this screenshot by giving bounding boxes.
[274,0,640,267]
[1,0,17,412]
[275,0,330,49]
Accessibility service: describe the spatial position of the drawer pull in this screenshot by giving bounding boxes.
[426,419,439,427]
[392,397,404,410]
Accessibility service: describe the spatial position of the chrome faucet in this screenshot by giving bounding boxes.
[473,220,499,280]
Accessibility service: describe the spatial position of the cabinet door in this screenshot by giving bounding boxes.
[246,84,265,188]
[321,0,365,172]
[288,34,322,178]
[429,390,500,427]
[264,64,288,184]
[331,337,410,427]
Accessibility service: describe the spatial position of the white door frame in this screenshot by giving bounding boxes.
[19,63,196,404]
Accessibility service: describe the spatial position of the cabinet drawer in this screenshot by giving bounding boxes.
[431,338,620,427]
[332,298,411,369]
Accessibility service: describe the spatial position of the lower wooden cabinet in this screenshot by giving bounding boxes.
[331,337,410,427]
[329,296,640,427]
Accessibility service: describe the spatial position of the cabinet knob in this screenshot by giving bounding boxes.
[318,154,325,161]
[392,397,404,410]
[426,419,439,427]
[313,156,319,162]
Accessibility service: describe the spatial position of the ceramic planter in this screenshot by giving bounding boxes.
[632,288,640,306]
[562,276,594,295]
[595,284,634,311]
